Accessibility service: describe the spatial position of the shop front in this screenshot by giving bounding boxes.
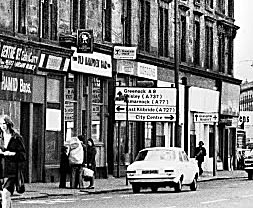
[70,47,112,178]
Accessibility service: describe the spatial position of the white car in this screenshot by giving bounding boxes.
[126,147,199,193]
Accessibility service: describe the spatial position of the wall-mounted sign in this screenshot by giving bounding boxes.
[193,112,219,123]
[0,71,33,102]
[71,47,112,77]
[113,46,137,60]
[0,42,40,71]
[77,29,94,53]
[137,62,157,80]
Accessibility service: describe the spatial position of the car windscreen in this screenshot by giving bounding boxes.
[135,150,177,161]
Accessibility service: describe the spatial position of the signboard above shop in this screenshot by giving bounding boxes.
[115,87,176,122]
[113,46,137,60]
[71,47,112,77]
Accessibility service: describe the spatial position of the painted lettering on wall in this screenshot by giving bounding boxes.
[0,43,40,71]
[1,74,31,94]
[77,56,110,69]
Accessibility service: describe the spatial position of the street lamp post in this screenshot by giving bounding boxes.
[174,0,180,146]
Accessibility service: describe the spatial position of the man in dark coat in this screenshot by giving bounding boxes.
[195,141,206,176]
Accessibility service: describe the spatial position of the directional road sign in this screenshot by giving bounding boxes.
[115,87,176,122]
[193,113,219,123]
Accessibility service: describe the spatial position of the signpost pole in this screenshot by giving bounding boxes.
[213,122,217,176]
[117,121,121,178]
[125,94,129,185]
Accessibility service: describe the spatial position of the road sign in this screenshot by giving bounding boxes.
[115,87,176,121]
[194,113,219,123]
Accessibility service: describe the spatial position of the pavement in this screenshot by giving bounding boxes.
[11,170,248,201]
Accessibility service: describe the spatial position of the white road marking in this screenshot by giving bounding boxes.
[81,197,95,201]
[101,196,113,199]
[201,199,229,204]
[241,194,253,198]
[19,198,77,204]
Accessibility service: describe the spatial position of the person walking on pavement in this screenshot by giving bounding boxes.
[77,135,87,189]
[195,141,206,176]
[85,138,97,189]
[0,115,26,208]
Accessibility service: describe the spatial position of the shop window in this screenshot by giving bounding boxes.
[18,0,26,34]
[139,0,150,52]
[92,77,103,142]
[47,78,60,103]
[158,5,169,57]
[209,125,214,157]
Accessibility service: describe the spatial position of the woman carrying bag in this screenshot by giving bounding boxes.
[0,115,26,208]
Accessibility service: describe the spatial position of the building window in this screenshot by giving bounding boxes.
[217,0,225,14]
[41,0,57,40]
[194,0,201,4]
[193,17,200,65]
[205,22,213,70]
[227,36,233,75]
[18,0,26,34]
[139,0,150,52]
[228,1,234,18]
[124,0,132,45]
[159,6,169,57]
[218,31,225,73]
[205,0,213,9]
[104,0,112,42]
[180,15,187,62]
[72,0,86,32]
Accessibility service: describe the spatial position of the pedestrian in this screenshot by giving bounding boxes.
[195,141,206,176]
[59,145,69,188]
[85,138,96,189]
[0,115,26,208]
[67,136,84,189]
[77,135,87,189]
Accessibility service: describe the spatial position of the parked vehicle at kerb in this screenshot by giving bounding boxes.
[243,149,253,179]
[126,147,199,193]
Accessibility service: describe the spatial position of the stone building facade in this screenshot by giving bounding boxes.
[0,0,241,182]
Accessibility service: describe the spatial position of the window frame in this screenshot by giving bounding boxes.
[139,0,150,52]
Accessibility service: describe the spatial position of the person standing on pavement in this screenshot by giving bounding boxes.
[59,145,69,188]
[0,115,26,208]
[68,136,84,189]
[195,141,206,176]
[86,138,96,189]
[77,135,87,189]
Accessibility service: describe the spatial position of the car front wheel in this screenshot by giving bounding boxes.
[174,180,182,192]
[190,178,197,191]
[132,184,141,193]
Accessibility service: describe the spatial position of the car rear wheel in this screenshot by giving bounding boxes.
[151,186,158,193]
[190,178,197,191]
[174,179,182,192]
[132,184,141,193]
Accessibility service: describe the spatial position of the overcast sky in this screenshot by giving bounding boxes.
[234,1,253,82]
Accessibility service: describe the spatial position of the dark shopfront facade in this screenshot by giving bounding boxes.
[0,35,73,183]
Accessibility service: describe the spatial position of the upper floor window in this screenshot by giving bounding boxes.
[180,15,187,62]
[217,0,225,14]
[41,0,58,40]
[205,0,213,9]
[227,36,233,75]
[72,0,86,32]
[205,22,213,70]
[218,30,225,73]
[139,0,150,52]
[158,6,169,57]
[104,0,112,42]
[18,0,26,34]
[228,1,234,18]
[193,17,200,65]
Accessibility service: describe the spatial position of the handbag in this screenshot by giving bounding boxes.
[82,167,94,178]
[16,169,25,194]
